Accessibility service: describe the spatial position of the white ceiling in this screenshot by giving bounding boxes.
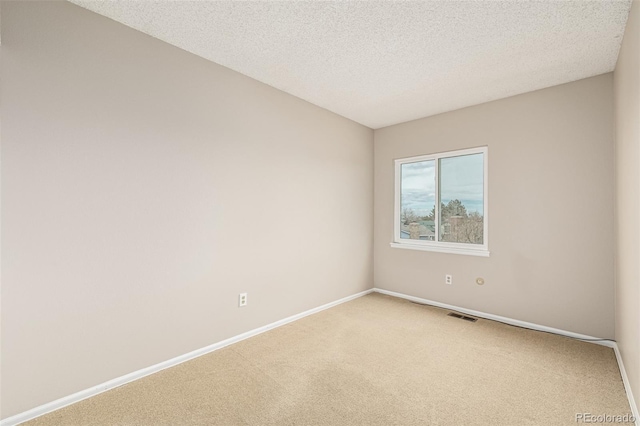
[69,0,632,129]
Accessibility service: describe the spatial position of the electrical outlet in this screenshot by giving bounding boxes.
[238,293,247,307]
[445,275,452,285]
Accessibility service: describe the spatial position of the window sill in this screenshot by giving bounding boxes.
[389,242,490,257]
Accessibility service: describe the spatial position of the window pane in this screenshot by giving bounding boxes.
[439,153,484,244]
[400,160,436,241]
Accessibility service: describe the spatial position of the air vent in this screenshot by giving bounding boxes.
[447,312,478,322]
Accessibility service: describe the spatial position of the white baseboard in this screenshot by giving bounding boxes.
[374,287,639,425]
[373,288,609,342]
[0,289,373,426]
[613,343,640,425]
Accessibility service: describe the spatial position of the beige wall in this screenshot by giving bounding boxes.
[2,0,632,421]
[614,0,640,412]
[0,1,373,418]
[374,74,615,339]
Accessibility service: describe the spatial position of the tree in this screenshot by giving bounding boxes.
[456,211,483,244]
[422,206,436,222]
[401,207,419,225]
[439,201,483,244]
[440,199,468,222]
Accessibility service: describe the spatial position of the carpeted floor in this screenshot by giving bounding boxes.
[26,293,633,425]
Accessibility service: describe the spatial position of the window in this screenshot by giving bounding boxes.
[391,147,489,257]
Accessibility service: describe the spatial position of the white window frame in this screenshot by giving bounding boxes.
[391,146,489,257]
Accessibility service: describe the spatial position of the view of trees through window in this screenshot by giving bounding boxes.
[401,200,483,244]
[399,152,484,245]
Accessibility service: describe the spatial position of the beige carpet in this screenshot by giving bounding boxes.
[26,293,633,425]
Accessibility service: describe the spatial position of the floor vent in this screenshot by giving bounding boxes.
[447,312,478,322]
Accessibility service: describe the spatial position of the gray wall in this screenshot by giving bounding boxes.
[0,1,373,418]
[614,0,640,411]
[374,74,615,339]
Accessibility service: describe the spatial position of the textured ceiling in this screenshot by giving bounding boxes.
[69,0,632,129]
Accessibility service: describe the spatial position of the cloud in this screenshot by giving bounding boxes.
[401,160,435,191]
[401,160,434,177]
[401,153,484,215]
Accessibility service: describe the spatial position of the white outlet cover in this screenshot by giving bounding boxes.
[239,293,247,307]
